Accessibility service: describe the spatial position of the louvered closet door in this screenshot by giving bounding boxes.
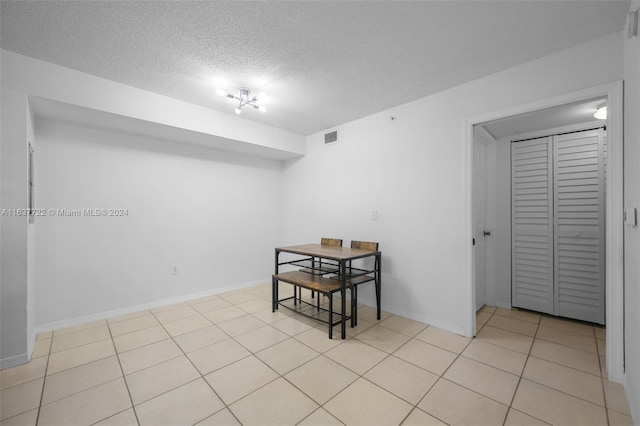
[511,137,554,315]
[554,129,605,324]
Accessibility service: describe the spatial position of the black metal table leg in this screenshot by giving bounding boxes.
[273,248,279,312]
[352,286,358,327]
[376,253,381,320]
[340,260,346,339]
[272,276,276,312]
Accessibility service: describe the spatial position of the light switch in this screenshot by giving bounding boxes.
[625,208,637,227]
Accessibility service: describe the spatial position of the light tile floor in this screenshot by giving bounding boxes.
[0,284,633,426]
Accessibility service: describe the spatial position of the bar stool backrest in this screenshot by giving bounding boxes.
[321,238,343,247]
[350,240,379,251]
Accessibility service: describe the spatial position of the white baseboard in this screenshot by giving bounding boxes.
[494,301,512,310]
[0,352,29,370]
[33,278,269,335]
[1,331,38,369]
[356,295,466,337]
[27,330,36,360]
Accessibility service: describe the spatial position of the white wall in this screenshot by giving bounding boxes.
[0,91,30,368]
[33,119,282,326]
[492,137,512,308]
[1,49,302,364]
[26,100,36,356]
[623,1,640,422]
[281,32,624,335]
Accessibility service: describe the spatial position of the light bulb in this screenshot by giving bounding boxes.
[594,106,607,120]
[235,107,242,115]
[215,88,227,97]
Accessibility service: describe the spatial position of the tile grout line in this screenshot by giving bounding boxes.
[10,294,615,426]
[311,330,402,423]
[477,313,603,375]
[147,309,244,426]
[407,324,476,426]
[0,360,49,391]
[107,321,157,339]
[502,309,542,426]
[14,338,129,419]
[229,314,348,422]
[34,329,53,426]
[527,330,610,408]
[294,407,346,426]
[49,320,107,338]
[433,308,515,425]
[237,307,358,416]
[7,339,123,424]
[15,290,296,423]
[595,325,612,426]
[507,310,609,424]
[109,300,270,359]
[345,317,506,424]
[236,305,415,424]
[106,319,142,426]
[147,300,317,422]
[119,297,328,421]
[479,308,556,425]
[214,325,334,423]
[524,353,605,378]
[489,310,599,339]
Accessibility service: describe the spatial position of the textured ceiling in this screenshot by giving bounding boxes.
[0,1,630,135]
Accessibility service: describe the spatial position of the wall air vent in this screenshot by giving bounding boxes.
[324,130,338,144]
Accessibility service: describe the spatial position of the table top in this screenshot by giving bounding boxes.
[276,243,380,261]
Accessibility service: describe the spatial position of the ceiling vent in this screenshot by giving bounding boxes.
[324,130,338,144]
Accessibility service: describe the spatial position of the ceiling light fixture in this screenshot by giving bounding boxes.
[594,104,607,120]
[216,87,266,114]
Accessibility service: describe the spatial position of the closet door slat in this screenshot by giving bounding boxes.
[511,137,554,314]
[553,129,605,324]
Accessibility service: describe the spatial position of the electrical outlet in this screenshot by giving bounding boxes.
[171,264,179,275]
[372,210,378,220]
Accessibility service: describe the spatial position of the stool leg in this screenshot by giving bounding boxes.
[350,287,355,328]
[328,294,333,339]
[272,276,279,312]
[354,286,358,327]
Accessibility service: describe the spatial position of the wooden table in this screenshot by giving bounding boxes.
[273,243,381,339]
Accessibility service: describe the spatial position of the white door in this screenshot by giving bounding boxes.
[511,130,605,324]
[553,129,605,324]
[473,140,488,311]
[511,137,555,315]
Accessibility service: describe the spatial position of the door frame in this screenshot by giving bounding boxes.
[473,127,494,311]
[464,81,624,383]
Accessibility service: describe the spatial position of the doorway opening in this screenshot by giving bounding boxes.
[466,81,624,382]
